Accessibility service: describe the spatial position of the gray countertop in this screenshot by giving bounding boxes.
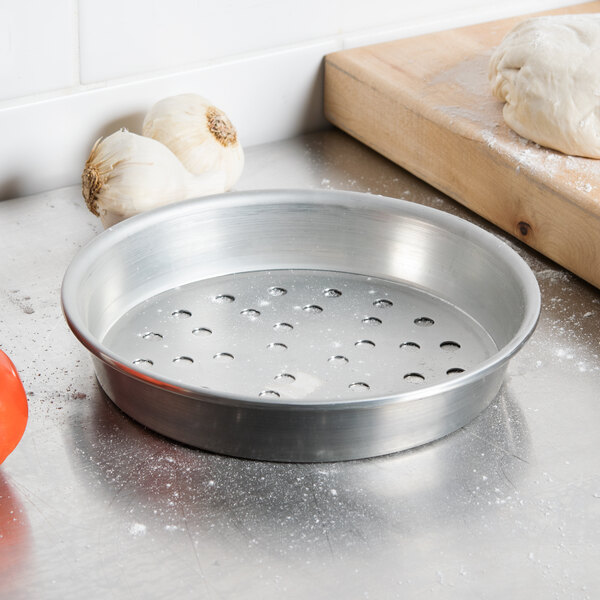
[1,129,599,599]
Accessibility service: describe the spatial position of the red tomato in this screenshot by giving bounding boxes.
[0,474,31,593]
[0,350,28,464]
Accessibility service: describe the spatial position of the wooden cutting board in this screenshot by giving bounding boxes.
[324,2,600,289]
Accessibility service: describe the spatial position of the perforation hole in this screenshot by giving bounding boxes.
[192,327,212,337]
[142,332,163,340]
[404,372,425,383]
[273,322,293,331]
[274,373,295,383]
[362,317,382,326]
[328,355,349,365]
[303,305,323,314]
[373,299,393,308]
[399,342,420,351]
[349,382,370,391]
[447,368,465,376]
[133,359,153,366]
[323,288,342,298]
[267,343,287,352]
[173,356,193,365]
[440,341,461,351]
[259,390,280,398]
[240,309,261,319]
[355,340,375,349]
[214,294,235,304]
[213,352,234,362]
[268,287,287,297]
[171,309,191,319]
[414,317,434,327]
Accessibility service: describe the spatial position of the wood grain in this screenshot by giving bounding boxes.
[324,2,600,288]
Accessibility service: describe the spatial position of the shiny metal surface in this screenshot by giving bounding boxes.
[102,269,499,398]
[1,130,599,597]
[61,189,539,461]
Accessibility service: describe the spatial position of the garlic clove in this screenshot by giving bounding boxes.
[142,94,244,190]
[81,129,225,228]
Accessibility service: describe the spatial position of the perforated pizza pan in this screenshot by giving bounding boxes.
[62,190,540,462]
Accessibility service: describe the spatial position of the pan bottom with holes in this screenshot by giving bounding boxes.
[62,189,540,461]
[103,270,497,401]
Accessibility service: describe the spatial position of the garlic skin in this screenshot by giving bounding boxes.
[142,94,244,190]
[82,129,225,228]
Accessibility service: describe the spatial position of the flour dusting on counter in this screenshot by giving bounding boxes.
[129,523,147,536]
[2,130,599,599]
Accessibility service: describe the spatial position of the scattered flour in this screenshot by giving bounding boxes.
[129,523,147,537]
[432,55,600,189]
[575,180,594,193]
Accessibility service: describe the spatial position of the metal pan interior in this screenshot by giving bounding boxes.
[61,189,540,461]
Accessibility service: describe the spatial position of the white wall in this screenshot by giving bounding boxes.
[0,0,584,199]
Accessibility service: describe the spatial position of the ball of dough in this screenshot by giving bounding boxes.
[489,14,600,158]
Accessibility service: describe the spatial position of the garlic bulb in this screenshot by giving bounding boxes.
[82,129,225,228]
[142,94,244,190]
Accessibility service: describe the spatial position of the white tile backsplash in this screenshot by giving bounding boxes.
[343,0,588,48]
[0,40,337,200]
[0,0,589,199]
[79,0,341,83]
[336,0,478,32]
[0,0,77,102]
